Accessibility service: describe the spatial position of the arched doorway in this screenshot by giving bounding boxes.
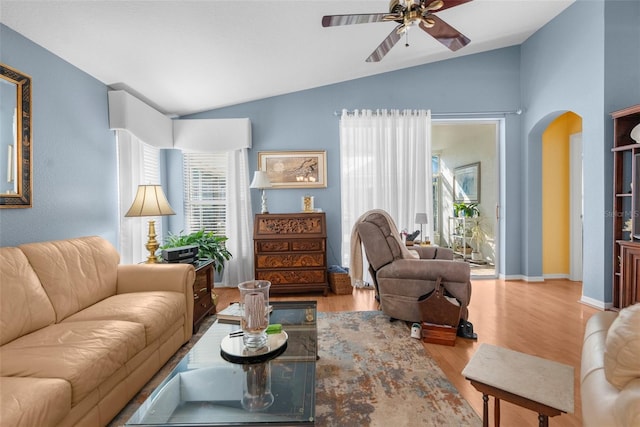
[527,111,583,282]
[542,112,583,279]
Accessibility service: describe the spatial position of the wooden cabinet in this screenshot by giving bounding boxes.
[193,259,215,332]
[617,241,640,308]
[611,105,640,310]
[254,213,329,295]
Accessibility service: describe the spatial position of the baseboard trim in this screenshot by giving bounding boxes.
[579,295,611,310]
[499,274,544,282]
[543,274,570,280]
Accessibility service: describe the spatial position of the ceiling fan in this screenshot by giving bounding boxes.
[322,0,472,62]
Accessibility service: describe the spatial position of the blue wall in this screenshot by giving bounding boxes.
[520,0,640,304]
[0,24,118,247]
[181,47,522,269]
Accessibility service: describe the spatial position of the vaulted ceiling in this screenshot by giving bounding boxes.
[0,0,574,116]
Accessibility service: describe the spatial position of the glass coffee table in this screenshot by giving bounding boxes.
[126,301,317,426]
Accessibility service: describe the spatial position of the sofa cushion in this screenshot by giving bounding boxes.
[0,320,145,405]
[62,291,186,344]
[0,376,71,427]
[604,303,640,390]
[0,247,56,345]
[19,236,120,322]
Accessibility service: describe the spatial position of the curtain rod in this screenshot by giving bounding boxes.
[333,109,522,117]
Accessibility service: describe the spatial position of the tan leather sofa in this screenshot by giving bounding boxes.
[580,304,640,427]
[0,236,195,427]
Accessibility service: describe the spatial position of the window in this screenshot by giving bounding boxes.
[183,152,227,235]
[116,131,163,264]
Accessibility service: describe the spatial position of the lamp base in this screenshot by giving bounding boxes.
[145,219,160,263]
[260,189,269,214]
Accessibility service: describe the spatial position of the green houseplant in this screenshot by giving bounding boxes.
[454,202,479,218]
[161,229,232,274]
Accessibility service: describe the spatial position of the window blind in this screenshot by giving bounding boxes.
[183,152,227,235]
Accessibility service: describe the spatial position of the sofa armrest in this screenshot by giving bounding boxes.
[616,378,640,427]
[116,263,195,295]
[412,246,454,260]
[117,264,195,340]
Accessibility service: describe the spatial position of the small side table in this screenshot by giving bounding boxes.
[193,259,215,332]
[462,343,574,427]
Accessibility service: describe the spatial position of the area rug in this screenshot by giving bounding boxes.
[110,311,480,426]
[315,311,480,426]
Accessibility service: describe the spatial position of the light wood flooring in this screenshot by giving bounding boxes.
[214,279,598,427]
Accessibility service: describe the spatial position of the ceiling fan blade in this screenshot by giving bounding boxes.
[322,13,389,27]
[366,25,403,62]
[436,0,473,13]
[419,15,470,51]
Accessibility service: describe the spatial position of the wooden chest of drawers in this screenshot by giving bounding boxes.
[254,213,329,295]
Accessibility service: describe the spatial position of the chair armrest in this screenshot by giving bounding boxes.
[116,263,195,295]
[378,258,471,307]
[379,258,469,283]
[412,246,454,260]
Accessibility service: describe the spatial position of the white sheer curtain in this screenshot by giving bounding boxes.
[339,109,433,269]
[116,130,162,264]
[222,148,254,286]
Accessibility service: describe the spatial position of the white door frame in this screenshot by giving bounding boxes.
[569,132,583,281]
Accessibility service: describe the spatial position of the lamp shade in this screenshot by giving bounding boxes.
[125,185,176,217]
[415,212,428,224]
[250,171,272,189]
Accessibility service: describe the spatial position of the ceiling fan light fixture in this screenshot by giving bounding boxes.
[426,0,444,12]
[322,0,473,61]
[422,17,436,28]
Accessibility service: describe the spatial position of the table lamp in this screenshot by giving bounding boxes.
[250,171,273,214]
[125,184,176,263]
[415,212,428,245]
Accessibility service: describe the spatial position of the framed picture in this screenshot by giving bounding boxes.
[258,151,327,189]
[454,162,480,203]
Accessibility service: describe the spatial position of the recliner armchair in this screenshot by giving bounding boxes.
[350,209,474,334]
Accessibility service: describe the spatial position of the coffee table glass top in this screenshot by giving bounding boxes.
[126,301,317,426]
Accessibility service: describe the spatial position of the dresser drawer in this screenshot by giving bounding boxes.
[256,239,324,253]
[291,239,325,252]
[193,290,213,322]
[256,269,326,285]
[256,253,325,269]
[256,240,290,253]
[194,273,209,295]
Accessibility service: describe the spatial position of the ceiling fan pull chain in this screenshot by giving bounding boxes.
[405,29,410,47]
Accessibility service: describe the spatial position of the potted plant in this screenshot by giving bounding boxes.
[454,202,467,217]
[470,219,484,261]
[454,202,480,218]
[161,229,232,274]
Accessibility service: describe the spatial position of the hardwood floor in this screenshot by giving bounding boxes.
[214,279,598,427]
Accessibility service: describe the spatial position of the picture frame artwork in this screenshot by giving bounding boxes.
[454,162,480,203]
[258,151,327,189]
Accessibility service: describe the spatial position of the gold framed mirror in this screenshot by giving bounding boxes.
[0,63,32,208]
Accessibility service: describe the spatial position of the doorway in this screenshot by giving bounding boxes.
[432,120,499,278]
[541,112,583,280]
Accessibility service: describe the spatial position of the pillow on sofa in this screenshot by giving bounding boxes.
[604,303,640,390]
